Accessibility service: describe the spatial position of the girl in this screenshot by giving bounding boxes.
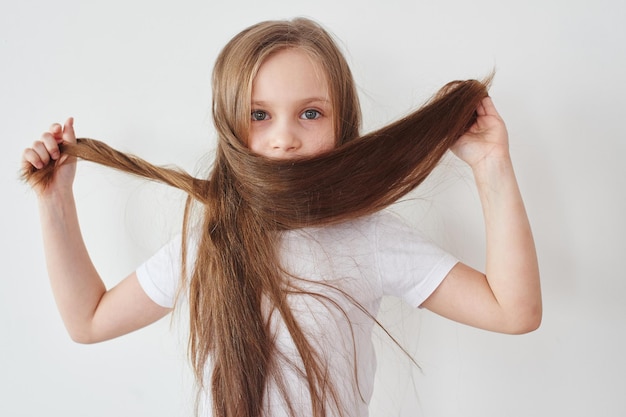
[22,18,541,417]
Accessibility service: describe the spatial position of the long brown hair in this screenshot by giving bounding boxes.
[24,18,490,417]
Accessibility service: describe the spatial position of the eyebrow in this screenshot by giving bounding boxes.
[251,97,331,107]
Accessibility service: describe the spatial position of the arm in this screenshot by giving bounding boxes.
[421,97,541,334]
[23,119,170,344]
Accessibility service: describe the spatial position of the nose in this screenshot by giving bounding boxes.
[269,121,301,154]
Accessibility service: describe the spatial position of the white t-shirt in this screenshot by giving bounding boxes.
[137,211,457,417]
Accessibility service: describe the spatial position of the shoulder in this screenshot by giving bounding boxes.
[371,210,453,263]
[135,229,201,308]
[369,210,433,248]
[370,210,458,305]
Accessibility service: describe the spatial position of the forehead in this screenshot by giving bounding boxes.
[251,48,330,103]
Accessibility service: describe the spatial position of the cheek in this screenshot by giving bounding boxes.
[247,131,263,154]
[247,121,264,145]
[317,124,336,151]
[316,137,335,153]
[249,141,266,156]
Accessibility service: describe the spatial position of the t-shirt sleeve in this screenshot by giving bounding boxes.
[136,235,183,309]
[375,213,458,308]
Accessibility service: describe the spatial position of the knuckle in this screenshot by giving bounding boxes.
[22,148,32,160]
[32,141,48,155]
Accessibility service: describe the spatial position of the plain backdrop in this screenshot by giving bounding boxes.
[2,0,625,416]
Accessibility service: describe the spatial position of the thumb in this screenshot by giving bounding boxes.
[62,117,77,144]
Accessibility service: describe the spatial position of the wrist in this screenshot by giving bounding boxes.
[470,151,513,175]
[37,186,76,210]
[470,153,518,195]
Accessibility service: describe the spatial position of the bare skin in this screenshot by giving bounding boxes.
[421,97,541,334]
[23,119,170,343]
[22,52,540,343]
[248,49,335,159]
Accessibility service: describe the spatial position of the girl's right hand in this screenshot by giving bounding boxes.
[22,118,77,197]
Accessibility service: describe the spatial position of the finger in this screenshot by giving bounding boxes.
[49,123,63,141]
[22,147,45,170]
[480,97,501,118]
[30,140,52,167]
[475,100,487,117]
[62,117,77,144]
[41,132,61,161]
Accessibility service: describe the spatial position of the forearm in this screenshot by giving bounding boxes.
[38,190,106,342]
[472,155,541,332]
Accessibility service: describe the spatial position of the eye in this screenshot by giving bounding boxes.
[301,109,321,120]
[251,110,268,121]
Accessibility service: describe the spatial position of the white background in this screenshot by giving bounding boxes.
[2,0,625,416]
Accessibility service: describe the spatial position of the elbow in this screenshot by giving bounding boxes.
[66,326,100,345]
[68,331,95,345]
[506,304,543,335]
[509,316,541,335]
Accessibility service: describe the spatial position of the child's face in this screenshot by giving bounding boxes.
[248,48,335,159]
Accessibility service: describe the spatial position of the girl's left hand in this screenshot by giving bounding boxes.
[450,97,510,168]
